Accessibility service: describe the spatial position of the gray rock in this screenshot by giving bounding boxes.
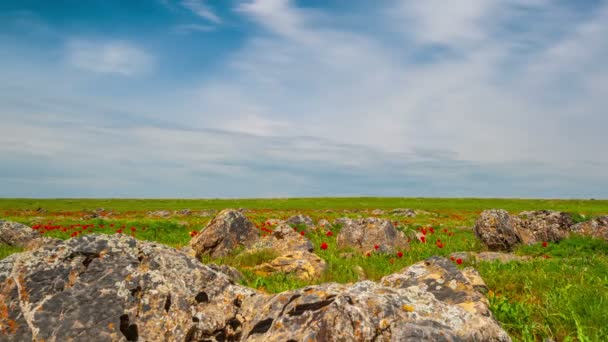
[249,223,313,255]
[337,217,409,253]
[473,210,522,251]
[390,208,418,217]
[569,216,608,241]
[0,220,40,247]
[190,209,259,258]
[449,251,530,264]
[147,210,172,218]
[284,214,314,228]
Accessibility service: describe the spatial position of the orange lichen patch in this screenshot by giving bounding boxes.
[67,269,79,288]
[457,302,478,314]
[1,319,19,334]
[108,322,115,330]
[0,301,8,319]
[17,276,29,302]
[402,304,415,312]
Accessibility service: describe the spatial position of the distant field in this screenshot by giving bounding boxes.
[1,197,607,214]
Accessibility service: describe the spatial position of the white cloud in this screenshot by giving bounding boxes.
[66,39,154,75]
[173,23,215,33]
[181,0,221,23]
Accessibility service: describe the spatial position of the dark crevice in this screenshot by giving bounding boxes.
[247,318,274,336]
[233,297,242,307]
[195,291,209,303]
[279,294,301,317]
[119,314,139,341]
[130,286,142,298]
[227,317,241,330]
[287,296,336,317]
[164,293,172,313]
[344,295,354,305]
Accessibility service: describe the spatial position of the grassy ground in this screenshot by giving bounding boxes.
[1,198,607,341]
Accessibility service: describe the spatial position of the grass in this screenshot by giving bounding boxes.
[1,198,607,341]
[0,244,23,260]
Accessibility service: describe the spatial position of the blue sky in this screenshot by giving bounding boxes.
[1,0,607,198]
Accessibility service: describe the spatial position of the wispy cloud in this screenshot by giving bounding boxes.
[66,39,154,75]
[181,0,221,23]
[173,23,215,34]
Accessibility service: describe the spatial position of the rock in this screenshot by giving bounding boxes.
[569,216,608,241]
[250,223,313,255]
[0,220,40,247]
[333,217,353,226]
[390,208,418,217]
[371,209,385,215]
[474,209,522,251]
[0,234,256,341]
[242,256,510,342]
[147,210,172,218]
[0,234,510,342]
[195,210,216,217]
[337,218,409,253]
[284,214,314,228]
[254,251,327,280]
[190,209,259,258]
[449,252,531,264]
[461,267,489,294]
[516,210,574,245]
[175,209,192,216]
[208,264,245,284]
[264,218,284,226]
[317,218,331,229]
[24,237,62,252]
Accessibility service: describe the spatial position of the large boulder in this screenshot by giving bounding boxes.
[249,223,313,255]
[0,220,40,247]
[190,209,259,258]
[569,216,608,241]
[0,234,256,341]
[516,210,574,244]
[241,256,510,341]
[0,234,510,341]
[337,218,409,253]
[473,210,521,251]
[474,209,575,251]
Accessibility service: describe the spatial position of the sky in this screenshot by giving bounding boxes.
[1,0,607,199]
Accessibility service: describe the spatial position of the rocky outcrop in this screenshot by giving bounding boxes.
[249,223,313,255]
[569,216,608,241]
[0,234,510,341]
[337,218,409,253]
[190,209,259,258]
[473,210,521,251]
[147,210,172,218]
[0,220,40,247]
[0,234,256,341]
[390,208,418,217]
[284,214,314,228]
[243,256,510,341]
[254,251,327,280]
[371,209,385,215]
[474,209,575,251]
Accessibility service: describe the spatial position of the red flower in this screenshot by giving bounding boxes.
[300,231,305,236]
[130,227,136,232]
[189,231,198,237]
[543,254,551,259]
[320,242,328,250]
[70,231,79,237]
[419,236,426,243]
[116,229,123,234]
[436,242,444,249]
[429,227,435,234]
[450,256,455,261]
[542,241,548,248]
[326,231,333,237]
[396,251,403,258]
[366,252,371,257]
[456,258,463,265]
[374,244,380,250]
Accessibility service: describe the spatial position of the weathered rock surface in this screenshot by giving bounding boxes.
[0,235,510,342]
[0,220,40,247]
[250,223,313,255]
[0,234,256,341]
[147,210,171,218]
[569,216,608,241]
[474,209,576,251]
[284,214,314,228]
[473,210,521,251]
[317,218,331,229]
[190,209,259,258]
[371,209,385,215]
[243,256,510,342]
[390,208,418,217]
[449,252,530,264]
[337,217,409,253]
[254,250,327,281]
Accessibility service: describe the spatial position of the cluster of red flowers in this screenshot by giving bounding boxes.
[449,256,463,265]
[31,221,145,238]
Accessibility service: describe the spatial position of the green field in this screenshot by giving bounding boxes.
[1,198,607,341]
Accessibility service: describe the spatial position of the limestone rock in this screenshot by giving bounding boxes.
[207,264,245,284]
[390,208,418,217]
[569,216,608,241]
[474,209,521,251]
[0,234,256,341]
[284,214,314,228]
[254,250,327,280]
[516,210,574,245]
[175,209,192,216]
[242,256,510,342]
[250,223,313,255]
[0,220,40,247]
[371,209,385,215]
[337,218,409,253]
[190,209,259,258]
[147,210,172,218]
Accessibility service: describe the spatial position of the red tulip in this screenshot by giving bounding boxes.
[396,251,403,258]
[320,242,328,250]
[300,231,305,236]
[456,258,463,265]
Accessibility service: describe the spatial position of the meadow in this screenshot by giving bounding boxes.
[1,198,607,341]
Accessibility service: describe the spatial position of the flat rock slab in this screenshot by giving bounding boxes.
[450,252,531,264]
[0,220,40,247]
